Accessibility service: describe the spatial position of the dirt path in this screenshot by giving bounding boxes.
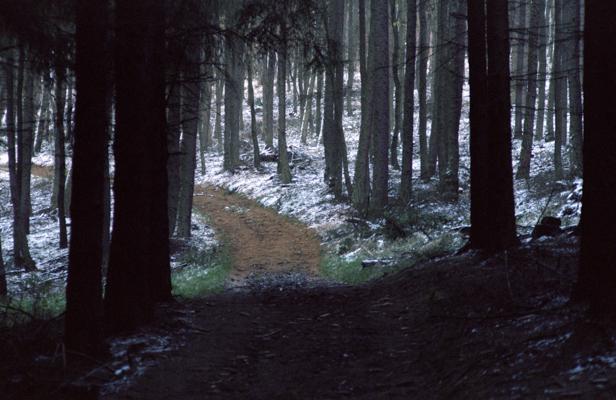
[193,185,321,284]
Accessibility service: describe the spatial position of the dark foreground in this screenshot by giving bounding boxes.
[6,235,616,399]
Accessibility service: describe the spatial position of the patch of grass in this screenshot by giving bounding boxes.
[320,255,386,285]
[0,276,66,328]
[172,244,233,298]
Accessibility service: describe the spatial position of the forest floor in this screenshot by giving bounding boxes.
[99,230,616,399]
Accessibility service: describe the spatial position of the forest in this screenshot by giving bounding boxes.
[1,0,616,398]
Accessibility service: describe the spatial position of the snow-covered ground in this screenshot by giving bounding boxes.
[0,72,582,298]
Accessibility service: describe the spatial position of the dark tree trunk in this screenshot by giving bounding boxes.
[65,0,109,356]
[468,0,518,253]
[352,0,370,214]
[417,0,430,181]
[246,52,261,169]
[277,28,292,184]
[105,0,171,333]
[223,32,242,171]
[322,0,345,198]
[54,64,68,250]
[534,0,548,141]
[214,68,224,153]
[345,0,356,117]
[512,0,528,140]
[368,0,390,215]
[176,37,201,238]
[553,0,566,179]
[400,0,416,204]
[263,51,276,148]
[574,0,616,312]
[565,0,583,177]
[34,74,51,153]
[389,0,402,171]
[517,0,541,180]
[14,47,35,270]
[315,69,324,141]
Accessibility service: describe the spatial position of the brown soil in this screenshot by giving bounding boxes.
[192,185,321,283]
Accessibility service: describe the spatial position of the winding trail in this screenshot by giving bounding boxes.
[192,185,321,284]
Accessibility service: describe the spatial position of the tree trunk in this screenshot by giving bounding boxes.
[15,47,35,270]
[400,0,417,204]
[315,69,324,141]
[277,29,292,184]
[176,39,201,238]
[389,0,402,171]
[574,0,616,312]
[352,0,370,214]
[246,50,261,169]
[553,0,566,179]
[223,32,242,171]
[468,0,518,252]
[517,0,541,180]
[534,0,548,141]
[417,0,430,181]
[105,0,171,333]
[54,64,68,249]
[34,73,51,153]
[263,51,276,148]
[322,0,345,198]
[512,0,527,140]
[566,0,583,177]
[368,0,390,215]
[214,69,224,153]
[345,0,356,117]
[65,0,109,356]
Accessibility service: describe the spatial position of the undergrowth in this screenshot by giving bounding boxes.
[172,241,232,298]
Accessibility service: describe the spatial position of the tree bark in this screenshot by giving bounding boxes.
[400,0,417,204]
[368,0,390,215]
[54,64,68,249]
[417,0,430,181]
[574,0,616,312]
[468,0,518,252]
[105,0,171,333]
[277,27,292,184]
[517,0,541,180]
[352,0,371,214]
[246,50,261,169]
[65,0,109,356]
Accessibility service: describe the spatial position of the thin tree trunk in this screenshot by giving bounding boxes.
[417,0,429,181]
[246,50,261,169]
[352,0,370,213]
[566,0,583,177]
[263,51,276,148]
[400,0,417,203]
[534,0,548,141]
[345,0,356,117]
[277,30,292,184]
[54,64,68,249]
[176,41,201,238]
[167,71,181,235]
[389,0,402,171]
[553,0,566,179]
[517,0,541,179]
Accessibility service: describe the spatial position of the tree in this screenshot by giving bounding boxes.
[399,0,416,203]
[468,0,518,252]
[64,0,109,356]
[105,0,171,333]
[574,1,616,312]
[417,0,430,181]
[516,0,541,180]
[54,63,68,249]
[246,48,261,169]
[223,6,243,172]
[176,11,202,238]
[351,0,370,214]
[277,22,292,184]
[322,0,346,198]
[368,0,390,214]
[263,51,276,148]
[565,0,583,177]
[553,0,566,179]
